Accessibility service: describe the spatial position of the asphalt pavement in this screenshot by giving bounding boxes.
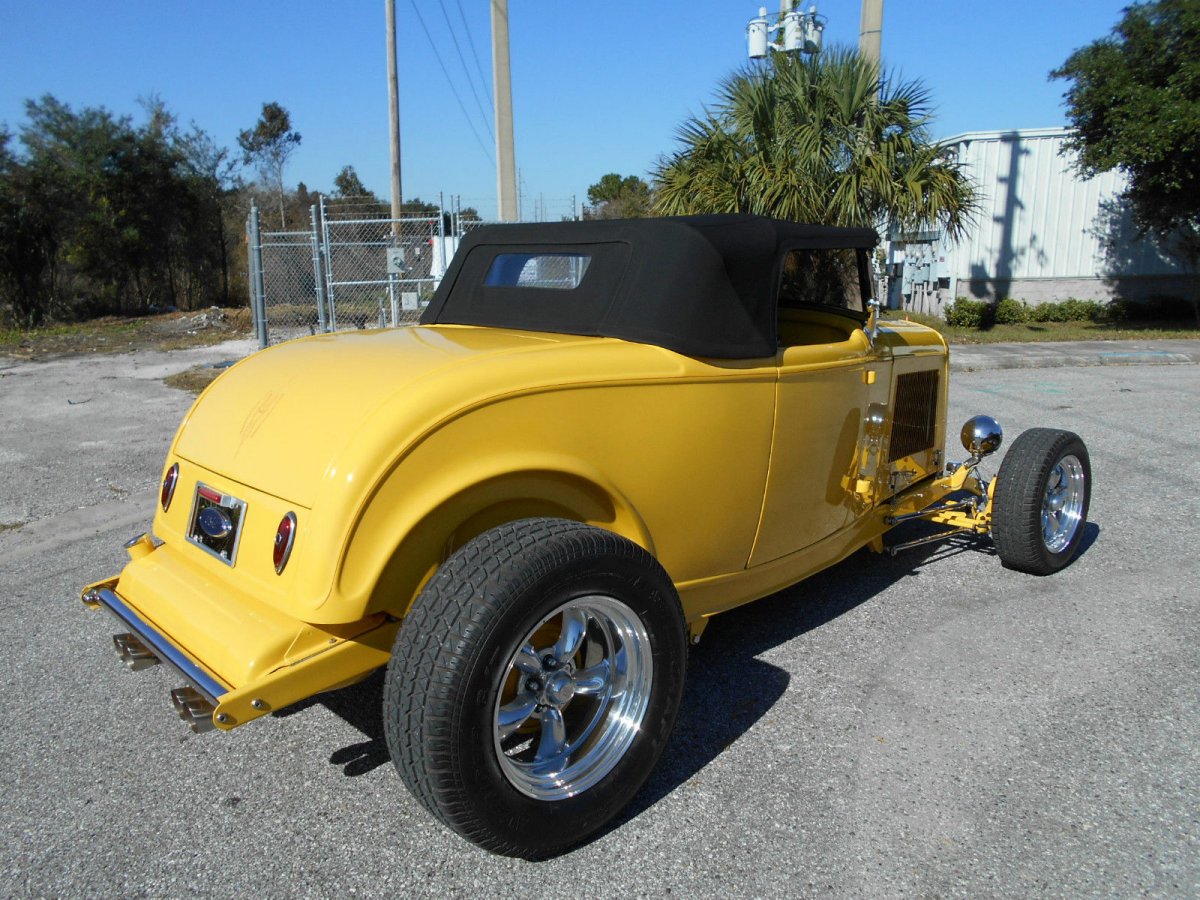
[1,339,1197,897]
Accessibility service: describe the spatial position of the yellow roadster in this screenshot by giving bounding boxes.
[83,215,1090,857]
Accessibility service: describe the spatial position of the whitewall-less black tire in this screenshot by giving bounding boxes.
[383,518,687,859]
[992,428,1091,575]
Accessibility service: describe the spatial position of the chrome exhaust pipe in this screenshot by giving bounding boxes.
[170,687,216,733]
[112,633,160,671]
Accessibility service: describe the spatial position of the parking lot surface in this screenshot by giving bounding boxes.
[1,345,1196,897]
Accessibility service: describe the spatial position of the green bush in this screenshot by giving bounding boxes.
[944,297,988,327]
[1100,299,1130,322]
[943,295,1158,329]
[993,297,1029,324]
[945,296,1132,328]
[1029,298,1105,323]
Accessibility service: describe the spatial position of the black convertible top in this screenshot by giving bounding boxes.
[419,214,878,359]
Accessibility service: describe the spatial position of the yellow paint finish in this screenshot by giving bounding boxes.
[161,325,779,624]
[93,314,964,728]
[149,457,311,620]
[876,318,952,354]
[174,326,588,507]
[684,508,891,621]
[335,371,777,620]
[110,541,387,690]
[750,324,893,565]
[213,617,397,729]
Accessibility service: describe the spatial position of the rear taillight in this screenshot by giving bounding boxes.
[160,463,179,511]
[273,512,297,574]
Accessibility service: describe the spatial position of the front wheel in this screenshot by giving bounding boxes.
[992,428,1091,575]
[383,518,687,859]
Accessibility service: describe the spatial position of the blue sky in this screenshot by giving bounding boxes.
[1,1,1131,219]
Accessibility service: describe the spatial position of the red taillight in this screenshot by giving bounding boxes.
[160,463,179,512]
[273,512,297,574]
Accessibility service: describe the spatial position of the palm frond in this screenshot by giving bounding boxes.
[653,46,978,230]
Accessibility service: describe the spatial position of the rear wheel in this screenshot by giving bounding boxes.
[992,428,1091,575]
[383,518,687,859]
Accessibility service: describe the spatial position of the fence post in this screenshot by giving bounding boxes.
[309,204,328,333]
[387,217,399,328]
[247,203,268,349]
[438,193,447,281]
[319,195,337,330]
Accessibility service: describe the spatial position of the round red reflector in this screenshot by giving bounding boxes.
[273,512,297,574]
[160,463,179,512]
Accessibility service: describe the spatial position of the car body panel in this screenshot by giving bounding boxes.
[84,215,968,737]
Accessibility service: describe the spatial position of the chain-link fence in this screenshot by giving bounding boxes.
[246,206,325,345]
[247,197,576,347]
[247,203,443,345]
[322,204,441,331]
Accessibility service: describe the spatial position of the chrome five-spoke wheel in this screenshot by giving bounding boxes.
[1040,454,1086,553]
[384,518,687,859]
[494,595,653,800]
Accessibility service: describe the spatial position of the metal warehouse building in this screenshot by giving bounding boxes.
[889,127,1193,315]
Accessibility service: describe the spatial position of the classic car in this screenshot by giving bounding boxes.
[82,215,1091,858]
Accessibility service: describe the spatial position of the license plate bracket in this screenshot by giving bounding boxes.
[186,483,247,566]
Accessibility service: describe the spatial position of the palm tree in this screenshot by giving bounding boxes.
[653,48,976,238]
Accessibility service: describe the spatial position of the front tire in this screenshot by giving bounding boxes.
[992,428,1091,575]
[383,518,687,859]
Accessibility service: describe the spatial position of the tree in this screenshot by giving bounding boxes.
[0,125,53,325]
[585,173,652,219]
[332,165,376,200]
[180,124,243,306]
[1052,0,1200,323]
[0,94,237,325]
[238,101,301,228]
[653,48,976,240]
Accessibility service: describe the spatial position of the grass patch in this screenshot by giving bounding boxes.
[0,319,145,347]
[163,363,231,394]
[895,312,1200,344]
[1,308,251,358]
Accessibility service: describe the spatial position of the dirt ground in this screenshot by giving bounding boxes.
[1,308,255,394]
[0,307,253,360]
[0,335,256,531]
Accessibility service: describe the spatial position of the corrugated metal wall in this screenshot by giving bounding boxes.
[945,128,1181,282]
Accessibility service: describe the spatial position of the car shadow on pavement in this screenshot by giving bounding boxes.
[303,538,951,785]
[606,519,1103,845]
[605,539,946,839]
[297,518,1101,828]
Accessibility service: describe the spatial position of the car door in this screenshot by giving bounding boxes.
[748,248,892,567]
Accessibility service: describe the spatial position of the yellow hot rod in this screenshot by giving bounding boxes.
[83,215,1090,858]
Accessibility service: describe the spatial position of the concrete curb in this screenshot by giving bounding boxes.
[949,339,1200,372]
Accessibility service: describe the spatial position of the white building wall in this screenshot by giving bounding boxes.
[905,127,1187,310]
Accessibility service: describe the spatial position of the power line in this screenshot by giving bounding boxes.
[409,0,494,164]
[456,0,493,117]
[439,0,494,142]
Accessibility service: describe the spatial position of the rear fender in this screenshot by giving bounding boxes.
[334,454,654,621]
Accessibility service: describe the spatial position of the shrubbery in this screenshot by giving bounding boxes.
[940,295,1168,328]
[994,297,1028,324]
[943,297,989,327]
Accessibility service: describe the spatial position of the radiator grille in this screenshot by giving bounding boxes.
[888,370,939,462]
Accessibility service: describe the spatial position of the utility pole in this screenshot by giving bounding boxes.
[386,0,403,225]
[491,0,517,221]
[858,0,883,66]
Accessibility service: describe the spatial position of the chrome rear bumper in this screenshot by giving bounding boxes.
[83,584,227,731]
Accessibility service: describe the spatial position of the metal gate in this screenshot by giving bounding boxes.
[247,197,576,347]
[320,198,442,332]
